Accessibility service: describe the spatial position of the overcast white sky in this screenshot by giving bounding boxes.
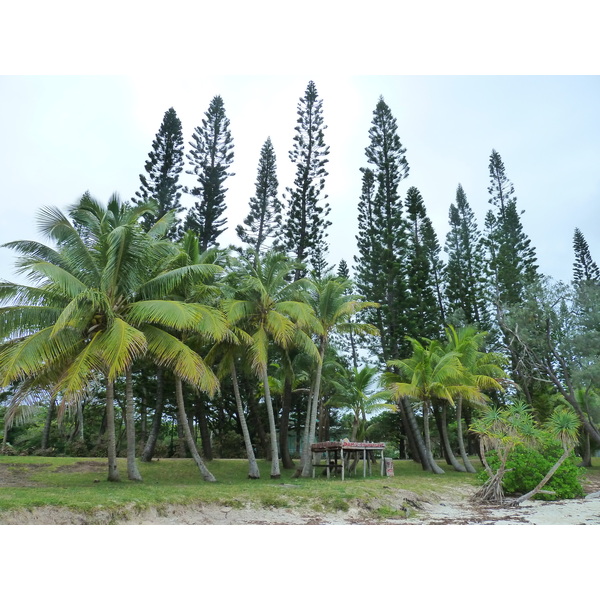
[0,75,598,285]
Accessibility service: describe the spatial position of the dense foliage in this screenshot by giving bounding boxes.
[1,80,599,495]
[479,445,585,500]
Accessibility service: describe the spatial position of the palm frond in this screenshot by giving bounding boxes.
[97,318,147,380]
[143,325,219,395]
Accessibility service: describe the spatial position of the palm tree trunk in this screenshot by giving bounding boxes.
[176,419,187,457]
[422,400,445,474]
[279,375,295,469]
[405,396,444,474]
[261,369,280,478]
[230,360,260,479]
[106,379,120,482]
[41,396,56,451]
[77,399,85,442]
[248,389,269,459]
[438,403,467,472]
[456,398,477,473]
[125,369,142,481]
[294,381,316,478]
[300,344,325,477]
[175,377,216,482]
[142,366,164,462]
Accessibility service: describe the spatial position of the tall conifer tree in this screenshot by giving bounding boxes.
[185,95,234,251]
[283,81,331,279]
[573,227,600,283]
[421,216,447,330]
[482,150,538,308]
[132,107,185,239]
[482,150,539,401]
[354,96,410,362]
[404,186,440,339]
[444,183,487,327]
[236,137,282,257]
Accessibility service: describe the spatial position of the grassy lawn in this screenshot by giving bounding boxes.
[3,455,597,520]
[0,455,480,516]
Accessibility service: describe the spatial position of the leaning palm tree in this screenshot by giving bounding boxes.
[385,337,488,474]
[443,325,508,472]
[206,331,261,479]
[147,231,232,481]
[0,194,224,482]
[224,250,320,478]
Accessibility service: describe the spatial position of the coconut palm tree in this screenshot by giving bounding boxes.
[443,325,508,472]
[385,337,490,474]
[224,249,320,478]
[327,365,390,441]
[298,276,379,477]
[0,194,224,482]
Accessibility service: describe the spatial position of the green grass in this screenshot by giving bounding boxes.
[0,455,483,517]
[4,455,597,520]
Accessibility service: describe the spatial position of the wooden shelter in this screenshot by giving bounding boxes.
[310,441,386,481]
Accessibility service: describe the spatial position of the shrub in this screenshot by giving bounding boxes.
[480,444,585,500]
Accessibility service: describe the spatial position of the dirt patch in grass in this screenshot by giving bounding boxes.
[0,463,51,487]
[53,461,106,473]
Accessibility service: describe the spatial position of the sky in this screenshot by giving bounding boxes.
[0,75,598,286]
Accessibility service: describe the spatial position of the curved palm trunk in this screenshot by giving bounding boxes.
[456,398,477,473]
[175,377,216,482]
[438,403,467,472]
[230,360,260,479]
[106,379,120,482]
[423,400,445,474]
[125,369,142,481]
[262,369,281,478]
[300,343,325,478]
[142,366,164,462]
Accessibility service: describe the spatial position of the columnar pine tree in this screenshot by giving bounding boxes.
[573,228,600,283]
[482,150,539,401]
[444,184,487,328]
[404,186,440,339]
[236,137,282,257]
[185,95,235,251]
[482,150,538,308]
[132,107,185,239]
[421,216,447,330]
[354,96,410,362]
[283,81,331,279]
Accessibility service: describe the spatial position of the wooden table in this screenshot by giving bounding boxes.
[310,441,386,481]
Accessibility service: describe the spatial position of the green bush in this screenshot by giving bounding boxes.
[480,444,585,500]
